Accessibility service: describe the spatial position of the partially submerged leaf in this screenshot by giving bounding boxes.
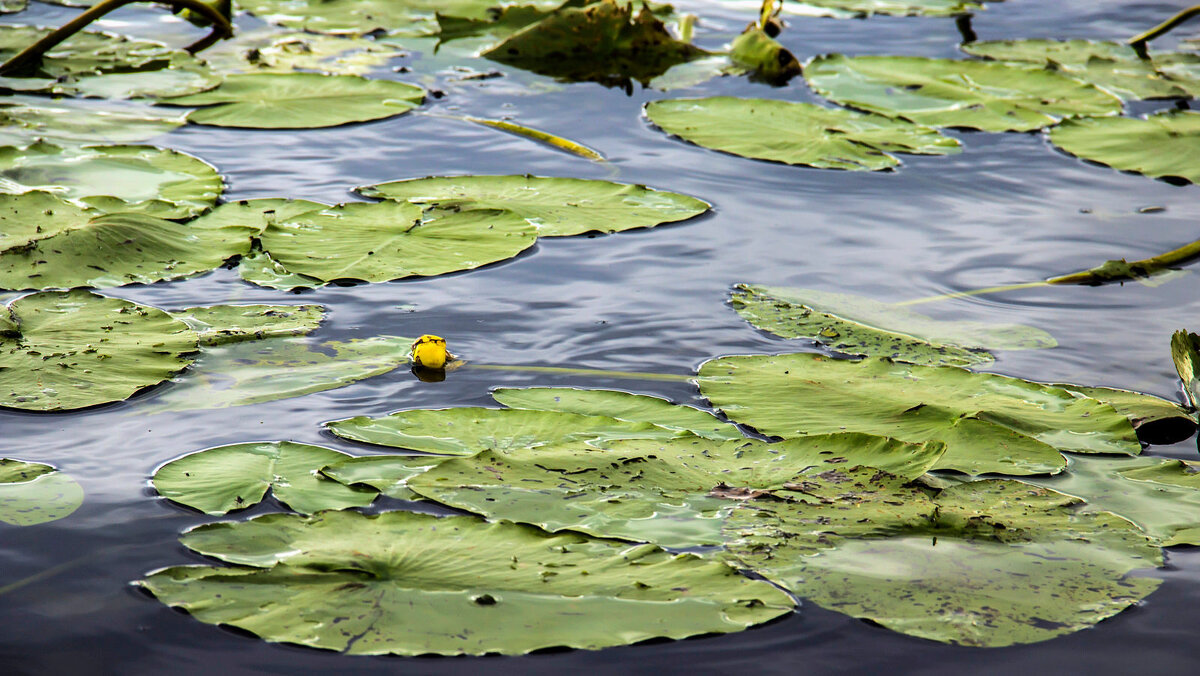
[0,458,83,526]
[728,25,800,84]
[644,97,960,170]
[0,290,197,411]
[236,248,325,291]
[1048,111,1200,184]
[138,510,794,655]
[200,29,405,76]
[159,73,425,129]
[168,304,325,346]
[153,441,377,514]
[1171,329,1200,410]
[359,175,709,237]
[235,0,529,37]
[804,54,1122,131]
[1052,384,1195,444]
[0,142,222,219]
[0,96,186,146]
[730,284,1055,366]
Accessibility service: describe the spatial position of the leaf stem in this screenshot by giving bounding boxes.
[892,281,1049,307]
[1128,4,1200,53]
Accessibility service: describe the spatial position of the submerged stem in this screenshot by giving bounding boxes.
[892,281,1049,307]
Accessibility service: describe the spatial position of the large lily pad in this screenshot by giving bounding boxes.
[1048,111,1200,185]
[168,304,324,346]
[645,97,960,170]
[359,175,710,237]
[0,96,186,146]
[325,407,685,455]
[254,202,538,285]
[158,73,425,129]
[804,54,1122,132]
[0,458,83,526]
[200,29,405,76]
[962,40,1200,101]
[0,289,197,411]
[234,0,526,36]
[698,353,1141,475]
[139,510,794,654]
[1171,329,1200,410]
[492,387,743,440]
[408,434,946,547]
[153,441,377,515]
[724,478,1161,646]
[0,142,222,219]
[730,284,1054,366]
[1051,384,1195,444]
[0,193,257,291]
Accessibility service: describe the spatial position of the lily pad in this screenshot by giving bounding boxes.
[1171,329,1200,410]
[320,454,450,501]
[725,478,1161,646]
[786,0,991,17]
[234,0,525,37]
[0,141,223,219]
[254,202,538,285]
[200,29,406,76]
[325,407,685,455]
[138,510,794,655]
[153,441,378,515]
[359,175,709,237]
[492,387,742,440]
[0,0,27,13]
[137,335,413,413]
[236,248,325,291]
[0,96,186,146]
[962,40,1200,101]
[408,434,946,547]
[168,304,325,346]
[1048,111,1200,184]
[730,284,1055,366]
[804,54,1122,132]
[644,97,960,170]
[189,197,326,234]
[698,353,1141,475]
[158,73,425,129]
[0,289,197,411]
[1051,384,1195,443]
[0,458,83,526]
[0,194,257,291]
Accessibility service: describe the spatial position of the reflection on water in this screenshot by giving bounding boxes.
[3,0,1200,672]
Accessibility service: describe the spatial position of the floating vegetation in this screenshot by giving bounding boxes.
[0,96,186,146]
[1048,111,1200,184]
[198,29,406,76]
[1172,329,1200,409]
[644,97,960,170]
[168,304,325,346]
[0,458,83,526]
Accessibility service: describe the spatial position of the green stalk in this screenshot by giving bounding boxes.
[1128,4,1200,53]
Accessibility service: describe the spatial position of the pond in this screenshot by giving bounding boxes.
[2,0,1200,672]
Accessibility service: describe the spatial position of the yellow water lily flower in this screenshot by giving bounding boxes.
[411,334,449,369]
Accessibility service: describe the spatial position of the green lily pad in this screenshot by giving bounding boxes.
[730,284,1055,366]
[698,353,1141,475]
[1171,329,1200,410]
[644,97,960,170]
[359,175,709,237]
[320,454,451,501]
[137,335,413,413]
[785,0,991,17]
[1020,454,1200,547]
[1051,384,1195,443]
[0,193,257,291]
[0,141,222,219]
[0,96,186,146]
[254,202,538,285]
[0,289,197,411]
[0,458,83,526]
[200,29,406,76]
[725,478,1161,646]
[492,387,743,440]
[235,0,525,37]
[0,0,27,13]
[236,248,325,291]
[1048,111,1200,185]
[962,40,1200,101]
[153,441,378,515]
[804,54,1122,132]
[326,406,686,455]
[408,434,946,547]
[483,0,707,86]
[139,510,794,655]
[158,73,425,129]
[168,304,325,346]
[189,197,326,235]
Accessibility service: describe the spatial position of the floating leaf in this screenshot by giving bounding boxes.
[731,284,1055,366]
[644,97,960,170]
[360,175,709,237]
[0,96,186,146]
[725,478,1161,646]
[483,0,707,87]
[153,441,377,515]
[1048,110,1200,184]
[0,0,27,13]
[321,454,450,500]
[158,73,425,129]
[168,304,324,346]
[138,510,793,654]
[962,39,1200,101]
[804,54,1122,131]
[408,434,946,547]
[0,141,222,219]
[491,387,742,440]
[189,197,326,234]
[326,407,685,455]
[0,289,196,411]
[200,29,405,76]
[784,0,991,17]
[1172,329,1200,410]
[234,0,530,36]
[236,248,324,291]
[1053,384,1195,443]
[253,202,537,285]
[0,191,92,254]
[698,353,1142,475]
[137,335,413,413]
[0,458,83,526]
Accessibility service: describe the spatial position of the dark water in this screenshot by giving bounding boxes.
[3,0,1200,673]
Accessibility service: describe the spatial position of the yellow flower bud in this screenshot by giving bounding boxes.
[411,334,449,369]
